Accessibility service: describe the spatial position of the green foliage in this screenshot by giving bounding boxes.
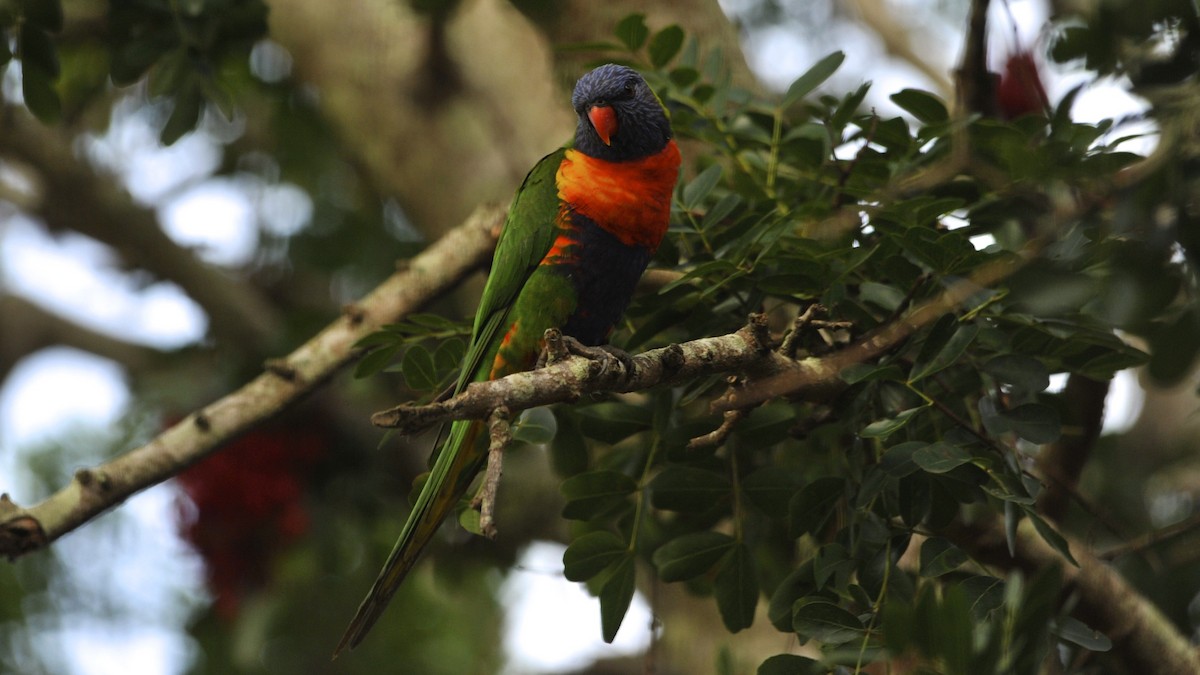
[513,13,1192,674]
[107,0,268,143]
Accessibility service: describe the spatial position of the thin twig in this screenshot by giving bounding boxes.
[476,406,512,539]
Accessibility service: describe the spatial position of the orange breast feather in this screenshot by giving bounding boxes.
[556,141,681,250]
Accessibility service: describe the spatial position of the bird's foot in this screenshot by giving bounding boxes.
[538,329,635,379]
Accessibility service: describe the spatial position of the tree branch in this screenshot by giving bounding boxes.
[0,205,504,559]
[943,514,1200,674]
[0,109,282,350]
[369,248,1026,435]
[0,294,164,383]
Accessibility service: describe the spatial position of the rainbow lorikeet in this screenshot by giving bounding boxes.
[335,64,681,654]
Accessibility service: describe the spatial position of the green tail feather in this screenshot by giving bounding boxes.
[334,419,485,656]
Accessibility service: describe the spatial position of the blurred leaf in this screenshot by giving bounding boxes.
[400,344,440,392]
[353,344,400,379]
[912,442,972,474]
[563,531,626,582]
[649,465,730,512]
[783,51,844,108]
[682,164,723,210]
[614,13,649,51]
[648,25,684,67]
[599,554,636,643]
[788,477,843,538]
[1052,616,1112,651]
[982,354,1050,394]
[890,88,949,124]
[160,83,202,145]
[18,0,63,33]
[1025,509,1078,566]
[911,321,979,382]
[652,531,734,582]
[18,22,58,76]
[513,407,556,445]
[919,537,968,577]
[757,655,822,675]
[714,543,758,632]
[20,60,61,123]
[561,470,637,520]
[861,406,928,438]
[792,598,864,644]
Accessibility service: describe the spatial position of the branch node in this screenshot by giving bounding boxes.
[193,412,211,432]
[745,313,771,352]
[538,329,568,368]
[342,302,367,326]
[264,358,299,382]
[74,468,111,491]
[662,343,685,374]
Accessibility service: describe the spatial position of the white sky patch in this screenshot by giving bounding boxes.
[1,218,207,348]
[502,542,652,674]
[0,348,129,454]
[160,181,257,266]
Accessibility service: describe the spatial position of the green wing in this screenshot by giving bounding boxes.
[456,147,565,389]
[333,148,566,656]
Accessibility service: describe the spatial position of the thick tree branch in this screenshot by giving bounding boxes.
[370,250,1025,434]
[943,514,1200,675]
[0,294,164,382]
[0,110,282,350]
[0,205,504,559]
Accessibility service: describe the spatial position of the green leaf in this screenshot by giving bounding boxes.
[756,654,822,675]
[599,554,636,643]
[788,477,843,538]
[682,163,723,210]
[561,470,637,520]
[649,465,730,512]
[1025,509,1078,566]
[18,22,58,76]
[457,507,482,535]
[918,537,968,577]
[912,442,973,474]
[1002,403,1062,444]
[742,467,804,515]
[20,60,60,123]
[714,543,759,632]
[160,83,202,145]
[783,51,845,108]
[956,575,1005,619]
[860,406,927,438]
[982,354,1050,394]
[549,408,588,477]
[400,343,439,391]
[648,25,684,67]
[652,531,734,582]
[513,407,557,445]
[614,13,649,51]
[767,564,816,632]
[18,0,63,32]
[563,531,627,582]
[812,543,853,589]
[700,193,741,229]
[890,88,949,125]
[791,598,864,645]
[353,343,400,379]
[1053,616,1112,651]
[910,322,979,382]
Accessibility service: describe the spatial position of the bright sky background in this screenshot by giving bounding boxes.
[0,2,1154,673]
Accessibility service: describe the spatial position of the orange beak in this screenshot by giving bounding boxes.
[587,104,617,146]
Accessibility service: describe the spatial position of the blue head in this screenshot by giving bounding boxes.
[571,64,672,162]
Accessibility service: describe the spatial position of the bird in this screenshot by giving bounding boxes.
[335,63,680,655]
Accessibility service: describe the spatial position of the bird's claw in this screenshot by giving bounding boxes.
[563,336,634,379]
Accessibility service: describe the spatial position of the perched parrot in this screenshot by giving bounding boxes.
[335,64,681,655]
